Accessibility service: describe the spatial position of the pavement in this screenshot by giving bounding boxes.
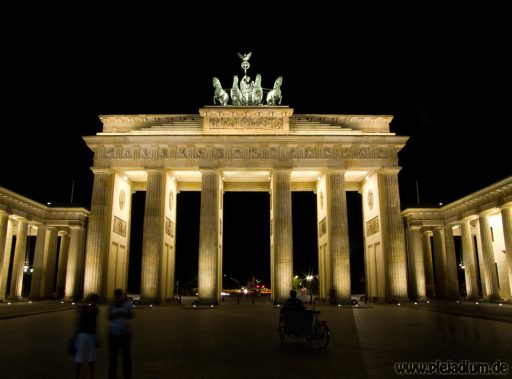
[1,298,511,378]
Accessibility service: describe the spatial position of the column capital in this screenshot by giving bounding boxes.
[145,168,165,174]
[200,169,220,175]
[378,167,402,175]
[91,168,113,175]
[421,228,433,236]
[58,229,70,237]
[478,208,498,217]
[327,169,347,175]
[499,203,512,211]
[272,168,292,174]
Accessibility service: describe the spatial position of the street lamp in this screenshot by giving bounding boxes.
[306,275,314,304]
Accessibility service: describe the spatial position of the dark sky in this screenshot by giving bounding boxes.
[2,7,510,291]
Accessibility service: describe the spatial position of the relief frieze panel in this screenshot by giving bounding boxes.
[97,144,391,161]
[209,117,282,130]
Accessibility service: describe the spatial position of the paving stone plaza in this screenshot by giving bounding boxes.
[1,299,511,378]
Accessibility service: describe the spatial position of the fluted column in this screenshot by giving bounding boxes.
[328,171,351,302]
[406,226,426,300]
[378,169,408,300]
[501,205,512,296]
[479,212,500,300]
[55,232,70,299]
[197,170,220,305]
[433,227,449,298]
[0,219,14,300]
[9,220,28,300]
[83,169,114,299]
[272,170,293,304]
[421,230,436,298]
[29,225,47,299]
[0,212,9,300]
[64,226,86,301]
[444,225,461,299]
[461,219,479,300]
[40,228,58,299]
[141,170,166,304]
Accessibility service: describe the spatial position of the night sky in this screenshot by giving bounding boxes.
[2,8,510,292]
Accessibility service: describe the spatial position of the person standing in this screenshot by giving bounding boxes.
[108,288,134,379]
[74,293,100,379]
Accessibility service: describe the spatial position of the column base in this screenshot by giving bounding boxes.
[328,297,353,305]
[140,297,161,305]
[196,297,219,306]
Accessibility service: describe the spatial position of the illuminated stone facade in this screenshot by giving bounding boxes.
[0,188,89,301]
[83,106,410,303]
[403,176,512,301]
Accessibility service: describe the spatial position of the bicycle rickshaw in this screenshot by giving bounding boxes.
[278,308,330,349]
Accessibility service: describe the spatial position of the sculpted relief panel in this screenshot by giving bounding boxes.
[97,144,394,162]
[209,117,283,130]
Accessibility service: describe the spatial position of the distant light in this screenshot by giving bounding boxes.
[61,301,64,304]
[29,301,32,304]
[193,304,196,308]
[499,303,503,306]
[277,304,280,307]
[456,301,460,303]
[337,304,341,307]
[414,302,418,305]
[210,304,214,308]
[47,202,51,205]
[7,302,11,305]
[355,304,359,307]
[438,202,443,206]
[150,304,153,307]
[72,302,75,305]
[397,303,400,306]
[475,302,479,305]
[427,300,430,304]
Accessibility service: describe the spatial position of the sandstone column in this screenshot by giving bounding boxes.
[327,171,351,302]
[83,169,114,299]
[501,205,512,296]
[461,219,479,300]
[197,170,221,305]
[55,231,70,299]
[9,219,28,300]
[40,228,58,299]
[433,227,449,298]
[29,225,47,299]
[421,230,436,298]
[64,226,86,301]
[141,170,166,304]
[0,212,9,300]
[272,170,293,304]
[406,225,426,300]
[0,216,14,300]
[378,169,408,300]
[479,212,500,300]
[444,225,461,299]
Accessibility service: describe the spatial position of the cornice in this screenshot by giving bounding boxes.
[402,176,512,226]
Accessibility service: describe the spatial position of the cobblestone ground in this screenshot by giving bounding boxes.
[0,301,511,378]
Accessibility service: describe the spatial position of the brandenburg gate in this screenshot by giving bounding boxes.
[82,106,409,304]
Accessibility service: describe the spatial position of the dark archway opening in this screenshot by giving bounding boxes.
[175,191,200,295]
[223,192,270,290]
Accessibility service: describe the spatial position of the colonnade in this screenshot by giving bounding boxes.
[404,177,512,301]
